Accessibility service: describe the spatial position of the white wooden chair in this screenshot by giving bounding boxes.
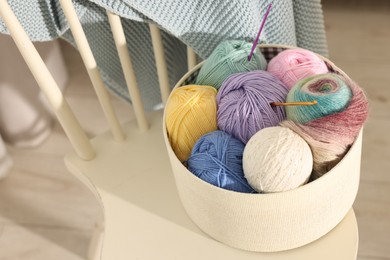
[0,0,359,259]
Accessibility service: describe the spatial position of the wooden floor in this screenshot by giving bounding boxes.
[0,3,389,260]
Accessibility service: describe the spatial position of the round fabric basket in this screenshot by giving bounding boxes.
[163,44,362,252]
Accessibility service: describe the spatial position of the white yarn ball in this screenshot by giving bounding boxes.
[243,126,313,193]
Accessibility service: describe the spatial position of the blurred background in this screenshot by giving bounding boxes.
[0,0,389,259]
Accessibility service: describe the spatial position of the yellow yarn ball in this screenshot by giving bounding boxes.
[165,85,218,162]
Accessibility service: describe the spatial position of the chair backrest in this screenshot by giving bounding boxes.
[0,0,197,161]
[0,2,361,259]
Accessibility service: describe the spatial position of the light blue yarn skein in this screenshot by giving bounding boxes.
[286,74,353,124]
[187,130,256,193]
[195,40,267,89]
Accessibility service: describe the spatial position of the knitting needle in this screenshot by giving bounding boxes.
[271,100,318,106]
[248,3,272,61]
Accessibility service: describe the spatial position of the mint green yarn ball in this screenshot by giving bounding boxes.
[195,40,267,89]
[286,74,353,124]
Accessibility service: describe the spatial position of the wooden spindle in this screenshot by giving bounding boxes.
[107,11,149,132]
[59,0,125,142]
[187,46,197,70]
[0,0,95,160]
[149,24,170,105]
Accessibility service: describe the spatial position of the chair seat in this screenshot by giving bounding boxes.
[64,111,358,260]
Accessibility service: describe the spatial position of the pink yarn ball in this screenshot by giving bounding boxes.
[267,48,328,89]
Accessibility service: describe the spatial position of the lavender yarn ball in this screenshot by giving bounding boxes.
[187,130,255,193]
[217,70,289,143]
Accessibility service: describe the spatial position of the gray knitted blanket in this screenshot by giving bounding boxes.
[0,0,328,110]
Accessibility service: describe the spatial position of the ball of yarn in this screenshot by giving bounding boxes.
[217,70,288,144]
[286,73,353,124]
[187,130,255,193]
[243,126,313,193]
[195,40,267,89]
[280,75,369,178]
[267,48,328,89]
[165,85,218,162]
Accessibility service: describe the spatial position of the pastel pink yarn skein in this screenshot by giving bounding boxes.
[267,48,328,89]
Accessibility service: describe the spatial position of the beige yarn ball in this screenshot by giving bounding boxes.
[243,126,313,193]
